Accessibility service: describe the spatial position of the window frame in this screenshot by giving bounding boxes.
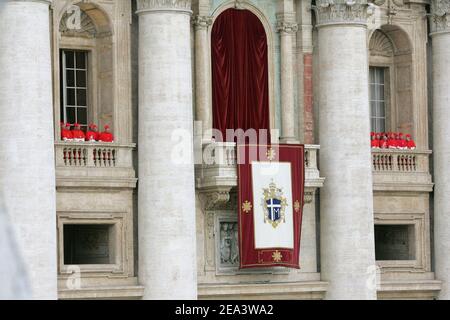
[369,66,388,133]
[61,49,90,130]
[369,60,395,135]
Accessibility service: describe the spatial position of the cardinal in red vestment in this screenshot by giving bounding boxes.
[86,124,99,142]
[371,132,380,149]
[61,122,73,141]
[406,134,416,150]
[98,125,114,143]
[380,133,388,149]
[397,133,407,149]
[71,123,86,142]
[388,132,397,149]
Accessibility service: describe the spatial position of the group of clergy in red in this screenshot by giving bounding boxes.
[371,132,416,150]
[60,122,114,143]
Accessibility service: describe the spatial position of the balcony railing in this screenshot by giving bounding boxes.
[55,142,135,168]
[372,149,430,173]
[55,142,136,188]
[371,149,433,192]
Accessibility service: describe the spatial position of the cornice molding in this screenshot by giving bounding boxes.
[430,0,450,35]
[8,0,52,4]
[312,0,375,27]
[136,0,192,15]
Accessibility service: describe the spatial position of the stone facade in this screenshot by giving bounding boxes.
[0,0,446,300]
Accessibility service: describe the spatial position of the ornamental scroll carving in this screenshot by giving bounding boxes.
[276,21,299,34]
[312,0,375,26]
[59,9,97,38]
[136,0,191,12]
[430,0,450,34]
[193,15,213,30]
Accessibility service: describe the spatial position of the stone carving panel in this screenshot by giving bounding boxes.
[219,221,239,268]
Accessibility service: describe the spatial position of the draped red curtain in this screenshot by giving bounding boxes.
[211,8,270,141]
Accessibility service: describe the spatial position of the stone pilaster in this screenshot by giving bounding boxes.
[313,0,377,300]
[136,0,198,300]
[430,0,450,300]
[193,15,213,139]
[277,17,298,143]
[0,0,57,299]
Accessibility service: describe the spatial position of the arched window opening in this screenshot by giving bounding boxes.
[369,26,413,136]
[211,8,270,142]
[58,3,113,133]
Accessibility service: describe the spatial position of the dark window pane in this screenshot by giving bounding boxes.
[66,88,75,106]
[370,84,375,101]
[76,89,87,106]
[66,107,76,124]
[380,84,385,100]
[76,52,86,69]
[77,108,87,125]
[64,225,113,265]
[375,225,414,261]
[378,101,385,117]
[65,51,74,68]
[76,70,86,87]
[370,102,377,117]
[377,69,385,84]
[66,70,75,87]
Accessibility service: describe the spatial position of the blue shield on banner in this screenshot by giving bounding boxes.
[266,198,282,222]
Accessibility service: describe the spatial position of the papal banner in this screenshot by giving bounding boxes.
[237,144,305,269]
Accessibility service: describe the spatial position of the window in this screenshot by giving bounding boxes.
[369,67,386,133]
[60,50,88,130]
[63,224,115,265]
[375,225,415,261]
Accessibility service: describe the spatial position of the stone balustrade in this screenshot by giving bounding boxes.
[56,142,121,168]
[372,149,433,192]
[54,142,136,189]
[372,149,428,172]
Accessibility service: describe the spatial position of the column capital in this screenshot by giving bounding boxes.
[136,0,192,15]
[276,21,299,34]
[312,0,374,27]
[430,0,450,35]
[193,15,212,30]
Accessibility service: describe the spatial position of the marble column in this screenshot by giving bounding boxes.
[277,18,298,143]
[430,0,450,300]
[314,0,376,300]
[0,0,57,299]
[137,0,198,300]
[194,15,213,140]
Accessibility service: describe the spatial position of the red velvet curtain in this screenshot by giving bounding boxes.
[211,8,270,141]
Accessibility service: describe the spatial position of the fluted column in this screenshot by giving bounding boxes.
[430,0,450,300]
[277,17,298,143]
[314,0,376,300]
[194,15,213,139]
[137,0,197,300]
[0,0,57,299]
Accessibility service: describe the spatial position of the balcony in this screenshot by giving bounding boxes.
[372,149,433,192]
[55,142,137,189]
[195,142,325,209]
